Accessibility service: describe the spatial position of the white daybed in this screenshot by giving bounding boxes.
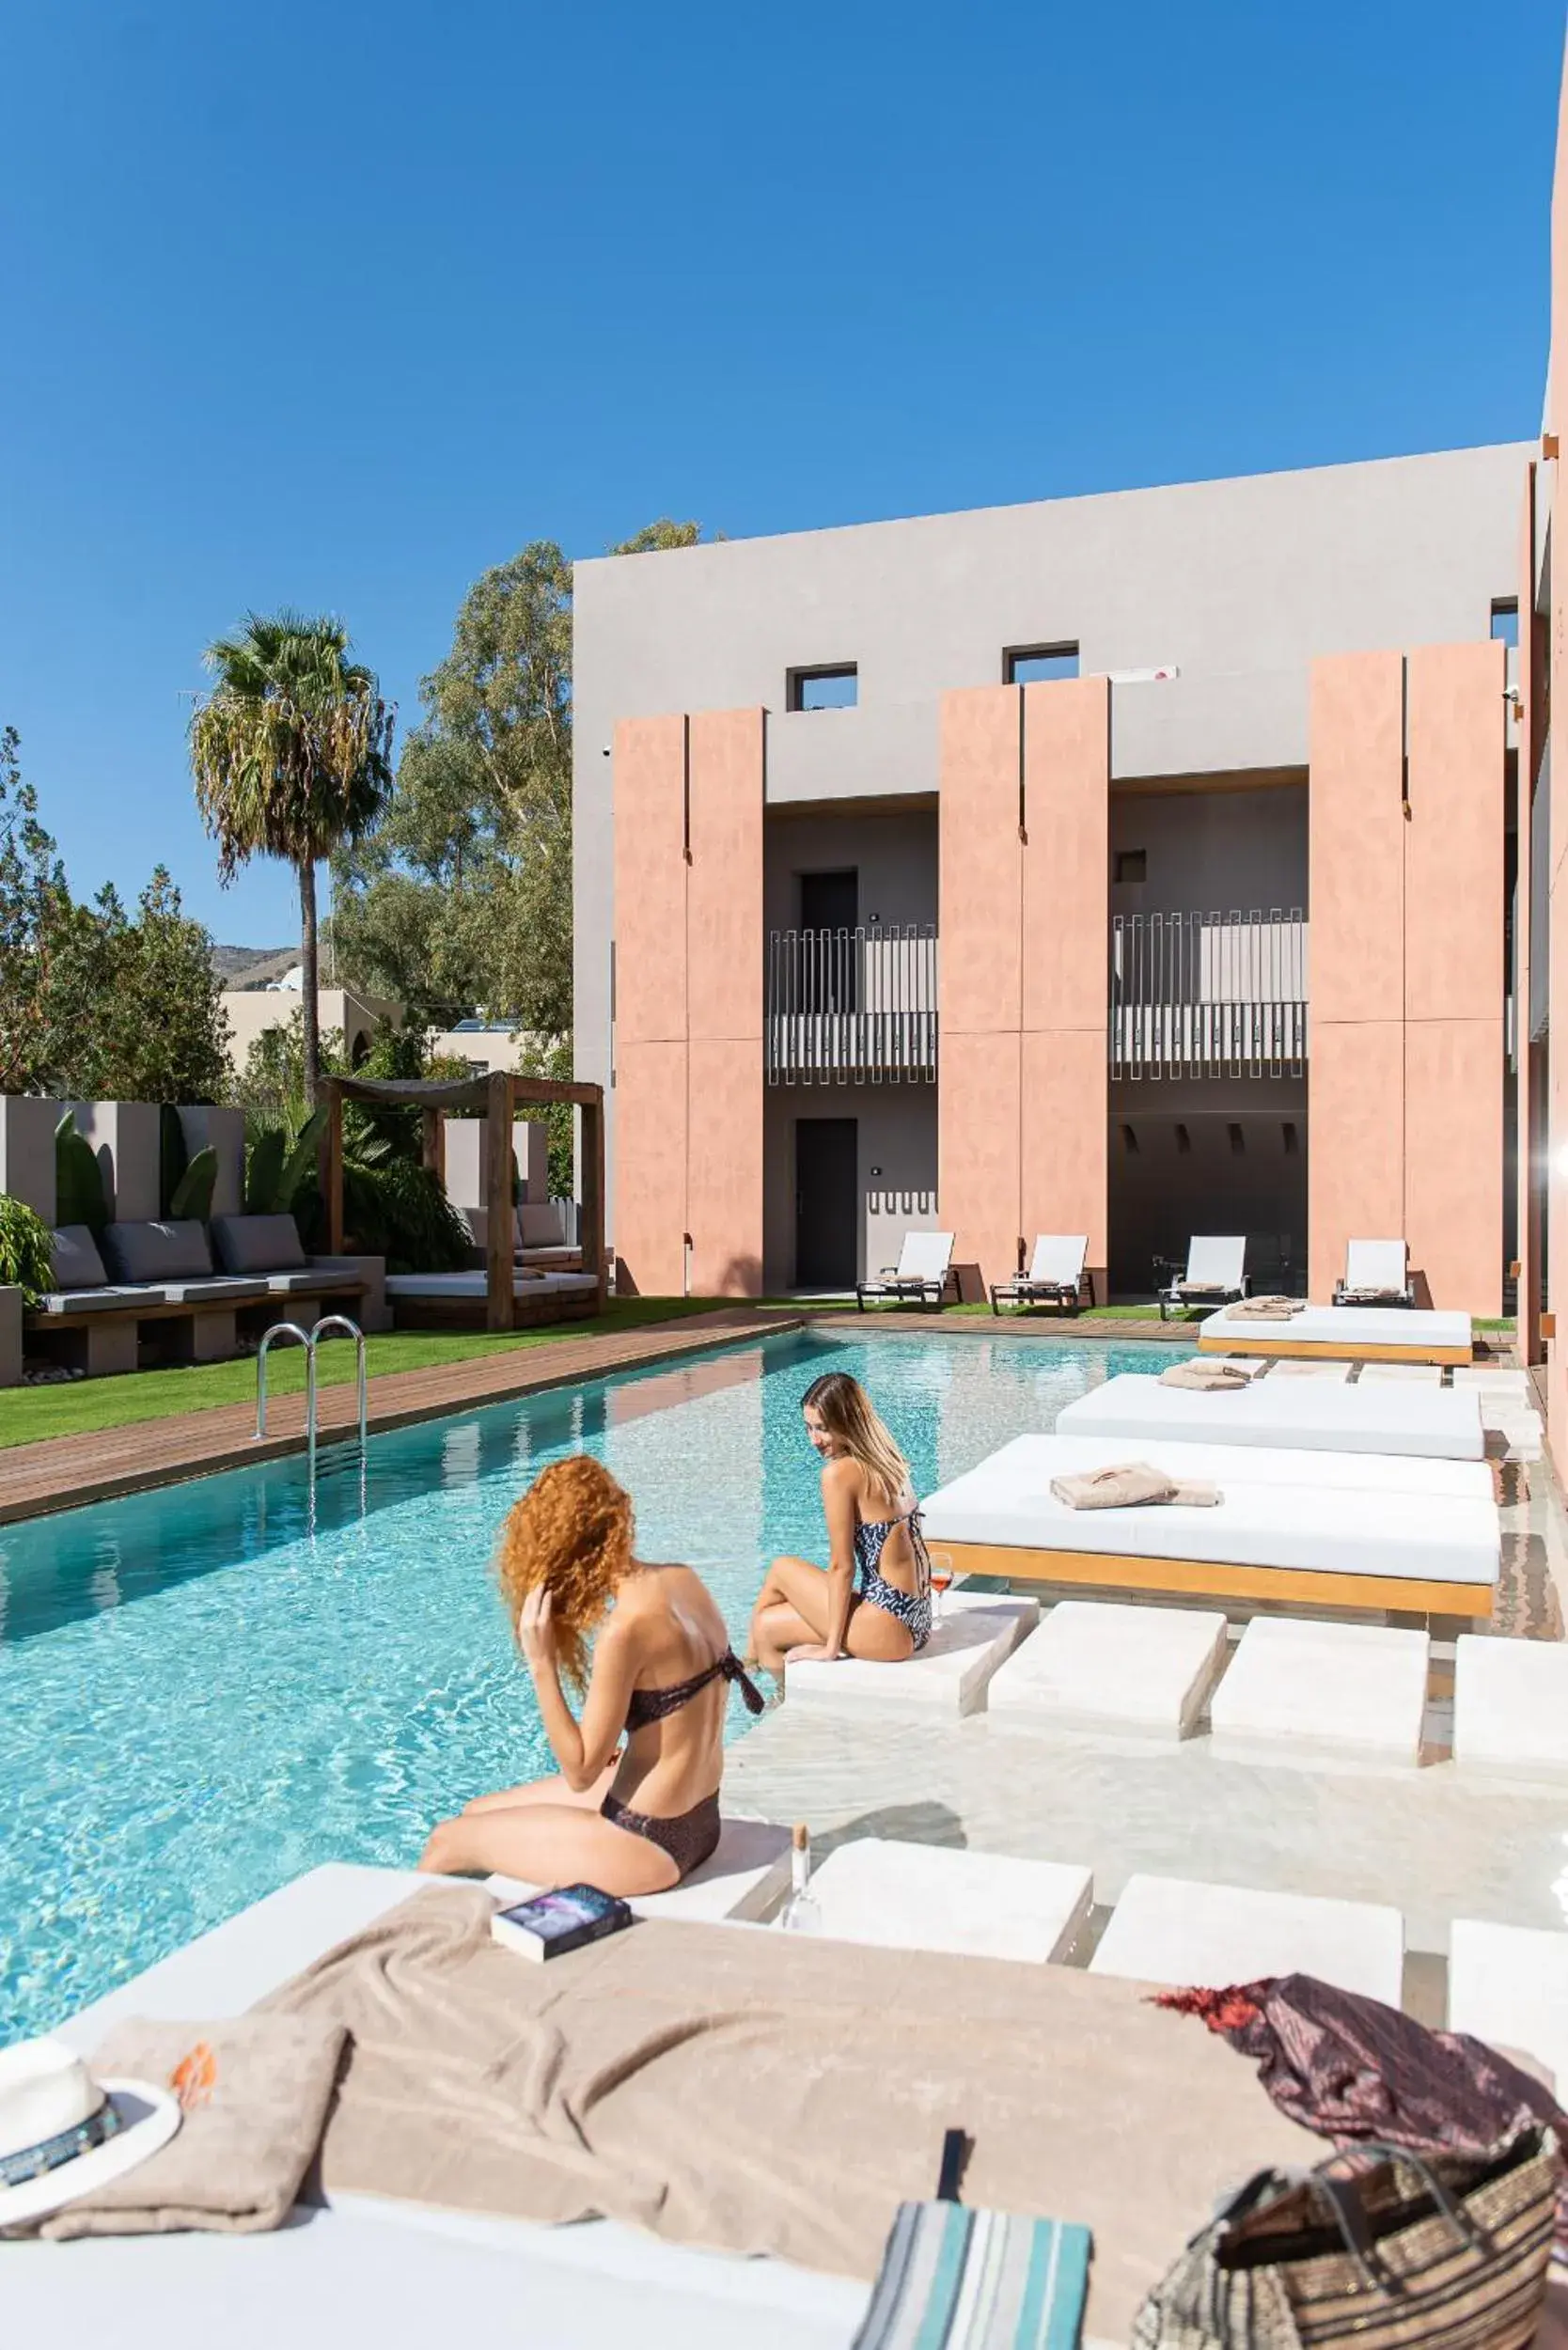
[1198,1301,1472,1366]
[1056,1371,1485,1459]
[919,1433,1499,1617]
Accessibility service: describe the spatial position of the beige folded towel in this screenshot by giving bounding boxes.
[1051,1463,1222,1510]
[8,2013,346,2239]
[1160,1361,1251,1392]
[1339,1287,1403,1306]
[1176,1280,1230,1296]
[1224,1294,1304,1322]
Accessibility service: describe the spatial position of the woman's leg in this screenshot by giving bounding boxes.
[419,1797,680,1896]
[460,1762,619,1818]
[747,1556,834,1669]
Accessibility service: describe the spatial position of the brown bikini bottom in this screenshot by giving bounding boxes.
[600,1788,722,1881]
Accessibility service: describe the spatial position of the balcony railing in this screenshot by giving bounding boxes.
[766,924,937,1084]
[1110,910,1308,1079]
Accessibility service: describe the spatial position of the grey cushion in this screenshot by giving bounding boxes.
[211,1214,308,1276]
[160,1278,270,1305]
[518,1202,566,1247]
[36,1285,169,1314]
[101,1220,214,1284]
[50,1225,109,1291]
[262,1267,364,1294]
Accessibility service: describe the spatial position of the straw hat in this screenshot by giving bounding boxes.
[0,2034,180,2226]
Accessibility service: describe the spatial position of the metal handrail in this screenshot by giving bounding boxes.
[253,1314,368,1518]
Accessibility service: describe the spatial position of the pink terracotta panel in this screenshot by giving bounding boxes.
[1403,643,1505,1024]
[612,1042,687,1297]
[939,687,1023,1036]
[1307,1020,1404,1300]
[686,1039,763,1297]
[1021,675,1110,1033]
[613,714,688,1048]
[688,709,764,1044]
[1019,1027,1107,1277]
[1403,1019,1502,1316]
[938,1029,1022,1296]
[1308,652,1405,1026]
[1517,473,1542,1363]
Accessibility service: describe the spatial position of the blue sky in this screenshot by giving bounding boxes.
[1,0,1561,944]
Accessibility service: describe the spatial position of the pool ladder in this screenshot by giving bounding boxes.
[254,1315,368,1517]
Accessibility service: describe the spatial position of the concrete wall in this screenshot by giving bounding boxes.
[762,1083,938,1289]
[1109,781,1308,919]
[444,1117,550,1210]
[0,1097,58,1223]
[576,444,1525,1114]
[762,807,938,932]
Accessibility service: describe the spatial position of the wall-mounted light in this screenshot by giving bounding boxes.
[870,1165,884,1179]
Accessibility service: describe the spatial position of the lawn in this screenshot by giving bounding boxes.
[0,1297,737,1450]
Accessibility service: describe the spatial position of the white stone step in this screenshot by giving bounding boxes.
[1091,1873,1404,2004]
[1356,1363,1443,1385]
[784,1597,1038,1718]
[1448,1918,1568,2096]
[488,1816,792,1925]
[1452,1636,1568,1782]
[987,1599,1229,1739]
[802,1837,1093,1965]
[1256,1359,1350,1381]
[1209,1616,1429,1765]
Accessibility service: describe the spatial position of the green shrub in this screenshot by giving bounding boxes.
[168,1145,217,1222]
[341,1156,472,1274]
[0,1195,55,1305]
[55,1113,108,1235]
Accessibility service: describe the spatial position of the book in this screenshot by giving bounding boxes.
[490,1884,635,1963]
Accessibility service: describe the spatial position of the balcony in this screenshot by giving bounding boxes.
[766,925,937,1084]
[1110,910,1308,1079]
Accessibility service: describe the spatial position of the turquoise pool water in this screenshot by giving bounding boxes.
[0,1331,1179,2037]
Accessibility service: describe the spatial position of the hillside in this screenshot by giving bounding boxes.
[211,943,295,988]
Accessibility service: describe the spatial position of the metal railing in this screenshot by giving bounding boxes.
[766,923,937,1083]
[254,1315,368,1519]
[1110,910,1308,1079]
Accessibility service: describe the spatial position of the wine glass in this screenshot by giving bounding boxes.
[929,1551,954,1628]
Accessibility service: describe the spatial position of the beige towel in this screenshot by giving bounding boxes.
[1225,1294,1305,1323]
[8,2013,346,2239]
[1050,1462,1175,1508]
[254,1885,1324,2345]
[1160,1361,1251,1392]
[1176,1280,1230,1296]
[1339,1287,1404,1306]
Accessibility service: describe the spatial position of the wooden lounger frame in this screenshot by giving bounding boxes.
[935,1540,1495,1622]
[1198,1332,1473,1368]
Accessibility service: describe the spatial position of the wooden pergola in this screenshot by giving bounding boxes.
[321,1070,606,1331]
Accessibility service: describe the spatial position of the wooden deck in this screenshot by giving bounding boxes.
[0,1308,802,1527]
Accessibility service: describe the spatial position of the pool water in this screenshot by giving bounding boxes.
[0,1330,1178,2037]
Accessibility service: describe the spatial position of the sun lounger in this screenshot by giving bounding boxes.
[919,1433,1499,1616]
[1090,1873,1405,2004]
[1448,1919,1568,2098]
[1055,1370,1485,1459]
[1334,1236,1417,1308]
[1451,1634,1568,1781]
[1209,1617,1431,1765]
[986,1599,1230,1738]
[1198,1298,1472,1365]
[802,1839,1094,1963]
[1157,1234,1247,1321]
[784,1593,1039,1716]
[855,1230,954,1310]
[989,1233,1092,1316]
[486,1816,794,1924]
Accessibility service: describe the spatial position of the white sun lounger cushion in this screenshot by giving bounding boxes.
[1056,1373,1485,1460]
[920,1434,1498,1588]
[1027,1235,1088,1286]
[1343,1239,1410,1297]
[1179,1235,1247,1291]
[1200,1302,1471,1353]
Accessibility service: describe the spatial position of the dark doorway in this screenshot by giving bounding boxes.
[798,869,858,932]
[795,1119,858,1288]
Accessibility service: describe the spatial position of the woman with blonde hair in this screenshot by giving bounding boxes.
[420,1453,762,1892]
[745,1370,932,1675]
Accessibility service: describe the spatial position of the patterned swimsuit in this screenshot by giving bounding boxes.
[855,1499,933,1652]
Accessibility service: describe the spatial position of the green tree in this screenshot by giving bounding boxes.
[332,518,715,1051]
[191,612,395,1105]
[0,725,71,1094]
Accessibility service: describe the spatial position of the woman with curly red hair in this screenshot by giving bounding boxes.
[419,1453,762,1892]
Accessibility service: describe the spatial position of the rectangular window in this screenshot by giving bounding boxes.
[789,664,858,712]
[1005,642,1080,685]
[1114,849,1148,885]
[1491,600,1520,648]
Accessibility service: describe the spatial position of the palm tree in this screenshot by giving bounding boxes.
[191,612,395,1104]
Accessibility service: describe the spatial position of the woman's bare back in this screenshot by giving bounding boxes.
[609,1563,732,1814]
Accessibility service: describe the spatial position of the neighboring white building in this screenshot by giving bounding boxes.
[221,977,536,1078]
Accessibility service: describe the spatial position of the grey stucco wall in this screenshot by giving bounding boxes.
[576,442,1526,1226]
[763,1083,938,1290]
[763,808,939,933]
[1109,783,1309,919]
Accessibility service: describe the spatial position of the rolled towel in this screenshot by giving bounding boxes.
[1050,1462,1177,1509]
[1160,1360,1251,1391]
[1224,1294,1304,1322]
[1168,1482,1222,1507]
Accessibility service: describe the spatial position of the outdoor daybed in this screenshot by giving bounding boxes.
[919,1432,1499,1618]
[1057,1371,1485,1459]
[384,1268,600,1331]
[1197,1300,1473,1366]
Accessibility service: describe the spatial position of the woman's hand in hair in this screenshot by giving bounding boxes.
[518,1585,556,1672]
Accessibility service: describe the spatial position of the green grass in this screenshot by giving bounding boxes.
[0,1298,734,1451]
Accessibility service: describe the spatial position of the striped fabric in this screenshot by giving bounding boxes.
[854,2200,1091,2349]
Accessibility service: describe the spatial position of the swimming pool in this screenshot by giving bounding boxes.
[0,1329,1179,2037]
